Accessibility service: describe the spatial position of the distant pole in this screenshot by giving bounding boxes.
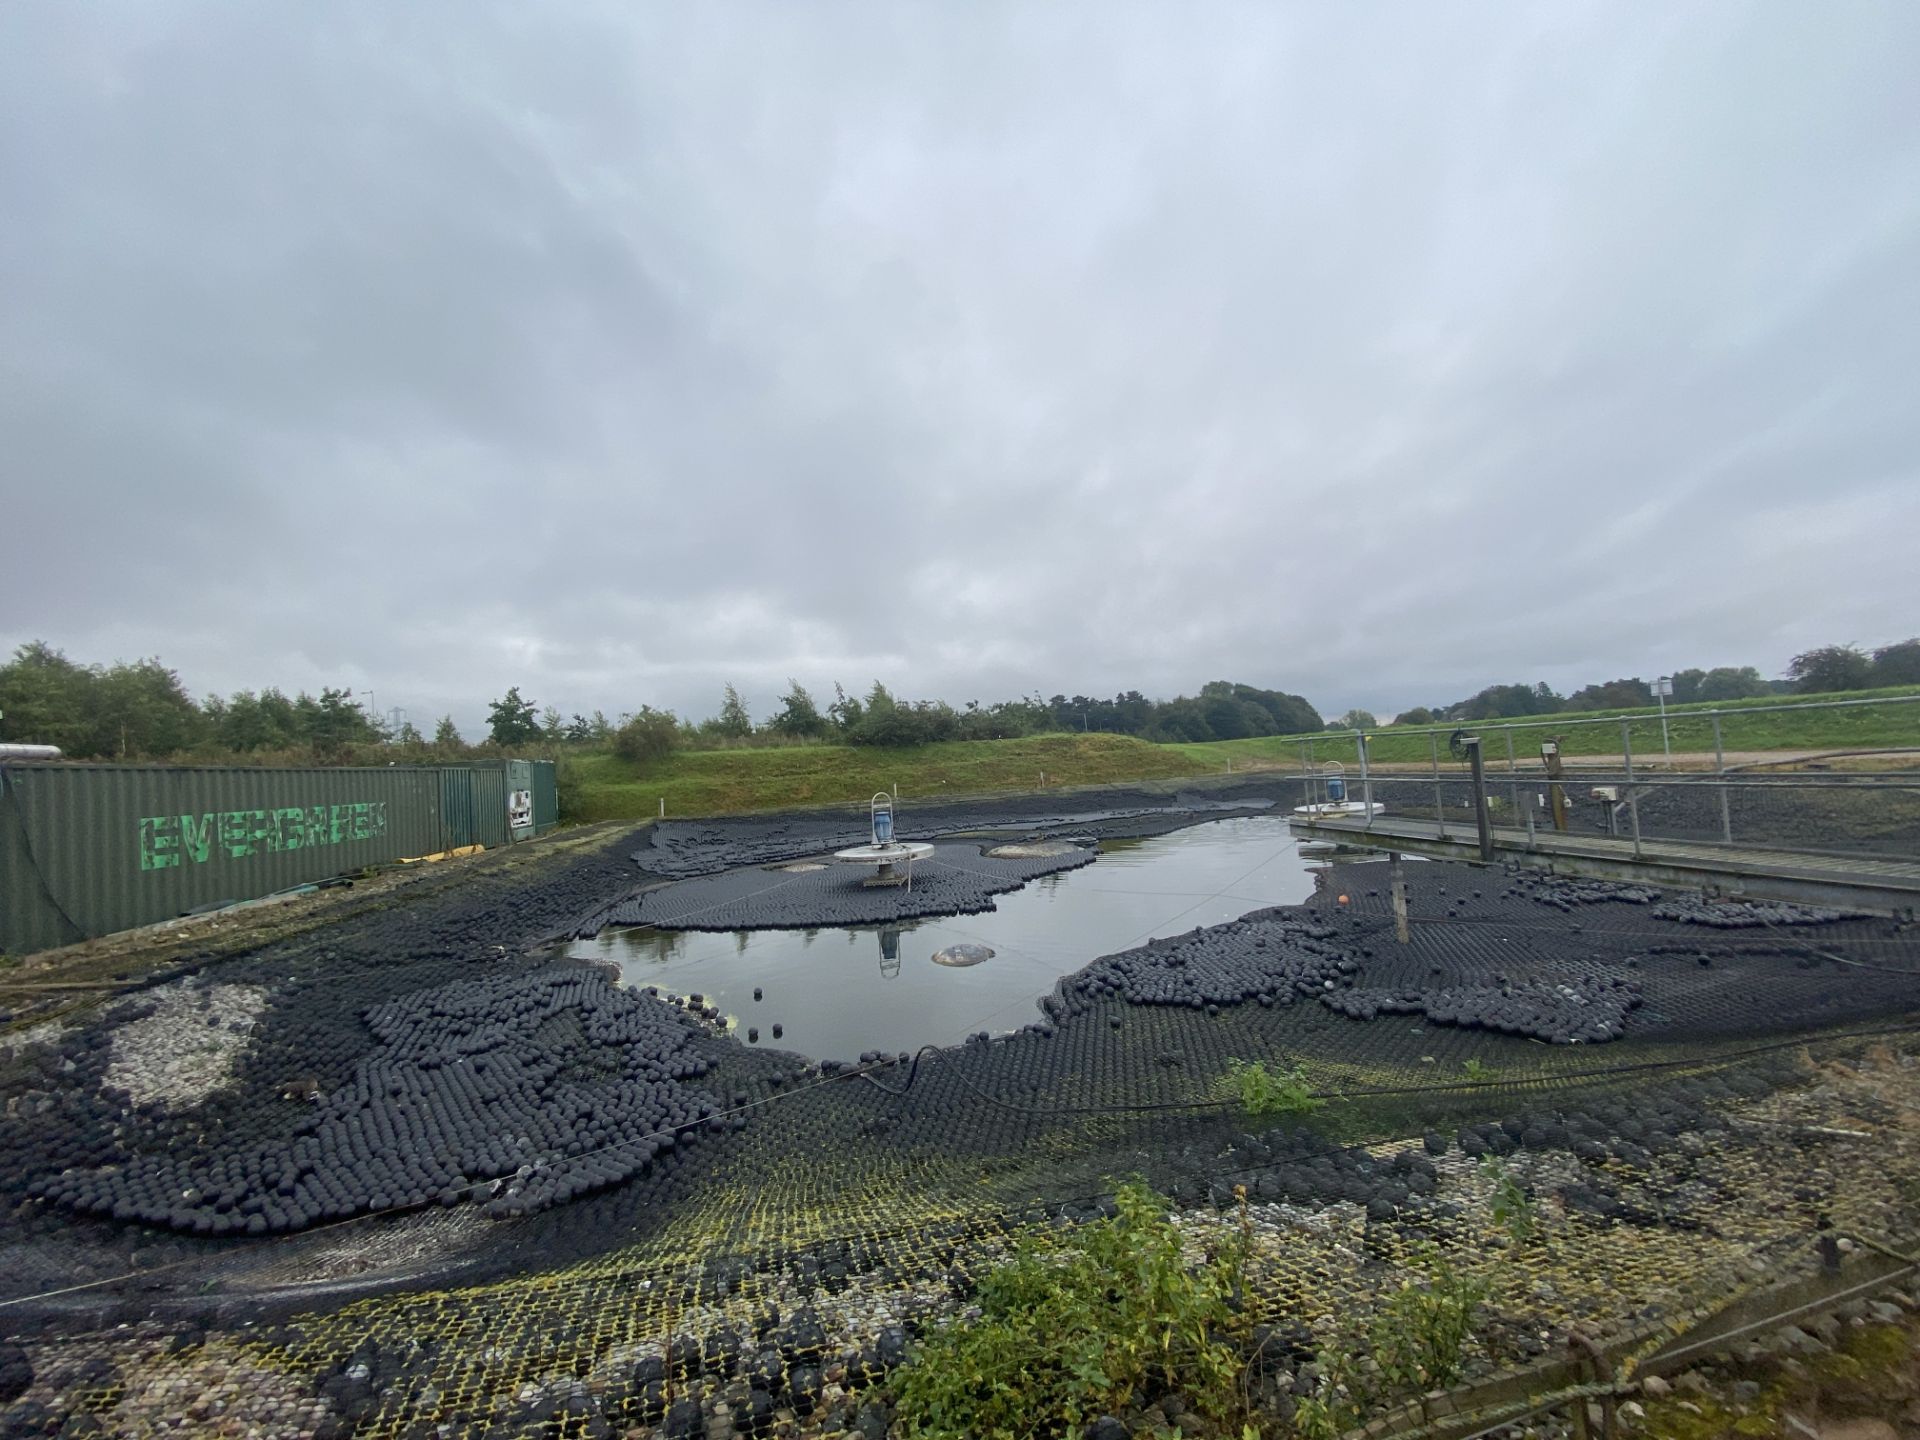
[1654,675,1673,765]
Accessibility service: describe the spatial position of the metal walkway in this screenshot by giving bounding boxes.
[1287,812,1920,915]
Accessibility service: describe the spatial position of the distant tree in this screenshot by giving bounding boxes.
[1146,698,1213,744]
[1445,682,1564,722]
[769,679,828,738]
[827,682,863,736]
[589,710,615,742]
[1325,708,1378,732]
[486,687,542,746]
[0,641,93,753]
[1870,639,1920,687]
[711,684,753,739]
[1695,666,1771,702]
[1786,645,1873,694]
[1392,706,1437,727]
[612,706,680,764]
[394,718,424,745]
[433,715,464,748]
[300,687,378,759]
[563,713,593,743]
[1667,669,1707,704]
[1565,678,1654,712]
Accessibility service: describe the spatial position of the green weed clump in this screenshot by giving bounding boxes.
[890,1182,1250,1439]
[1480,1156,1537,1244]
[1224,1058,1323,1118]
[1293,1246,1488,1438]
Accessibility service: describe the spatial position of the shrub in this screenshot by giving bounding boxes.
[612,706,679,765]
[891,1182,1248,1439]
[1293,1245,1486,1434]
[1223,1058,1322,1118]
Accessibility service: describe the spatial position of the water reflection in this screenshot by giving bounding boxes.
[570,817,1314,1061]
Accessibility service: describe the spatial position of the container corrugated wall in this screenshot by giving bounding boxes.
[532,762,559,834]
[0,759,557,957]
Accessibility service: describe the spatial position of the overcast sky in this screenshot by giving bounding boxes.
[4,4,1917,734]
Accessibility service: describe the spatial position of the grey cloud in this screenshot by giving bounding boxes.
[2,2,1916,732]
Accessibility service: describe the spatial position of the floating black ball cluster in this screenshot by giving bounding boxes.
[32,970,720,1233]
[1323,972,1641,1044]
[608,843,1096,932]
[1055,916,1353,1014]
[1514,874,1660,911]
[1652,897,1855,929]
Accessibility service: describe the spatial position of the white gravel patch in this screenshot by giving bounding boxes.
[105,981,267,1108]
[0,1018,68,1057]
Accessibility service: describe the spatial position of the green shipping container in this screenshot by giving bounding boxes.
[0,760,554,957]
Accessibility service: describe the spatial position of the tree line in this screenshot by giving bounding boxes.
[602,679,1324,761]
[3,635,1913,764]
[1385,638,1920,727]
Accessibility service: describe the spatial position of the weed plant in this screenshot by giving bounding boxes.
[1224,1058,1323,1118]
[891,1182,1251,1439]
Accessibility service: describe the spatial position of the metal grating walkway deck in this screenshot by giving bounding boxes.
[1287,812,1920,914]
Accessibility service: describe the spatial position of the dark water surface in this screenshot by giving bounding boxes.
[570,817,1319,1061]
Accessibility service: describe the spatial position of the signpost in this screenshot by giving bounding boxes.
[1653,675,1674,765]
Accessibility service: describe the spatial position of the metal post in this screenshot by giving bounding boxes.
[1505,728,1519,824]
[1430,731,1448,839]
[1622,720,1642,858]
[1712,712,1733,845]
[1355,731,1373,830]
[1466,737,1493,862]
[1542,738,1569,831]
[1389,851,1409,944]
[1651,675,1666,768]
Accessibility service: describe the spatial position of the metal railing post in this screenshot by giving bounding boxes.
[1466,737,1494,862]
[1711,712,1733,845]
[1505,728,1519,826]
[1356,730,1374,831]
[1622,720,1642,858]
[1430,731,1448,838]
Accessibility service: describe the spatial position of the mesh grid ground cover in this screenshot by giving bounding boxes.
[3,785,1920,1439]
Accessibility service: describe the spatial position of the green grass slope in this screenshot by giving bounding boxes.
[561,687,1919,821]
[564,732,1206,822]
[1165,685,1920,769]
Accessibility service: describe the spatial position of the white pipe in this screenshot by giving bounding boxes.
[0,744,62,760]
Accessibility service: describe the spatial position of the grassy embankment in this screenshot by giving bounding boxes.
[563,732,1202,823]
[565,687,1920,821]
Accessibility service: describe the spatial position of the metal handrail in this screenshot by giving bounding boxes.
[1357,691,1920,743]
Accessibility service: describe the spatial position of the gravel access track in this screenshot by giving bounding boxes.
[608,840,1098,931]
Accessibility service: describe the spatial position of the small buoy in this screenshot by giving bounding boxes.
[753,988,763,1001]
[1337,894,1350,905]
[931,943,995,968]
[771,1024,783,1039]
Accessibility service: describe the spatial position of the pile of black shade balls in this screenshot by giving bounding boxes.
[1322,970,1642,1044]
[1055,915,1355,1015]
[1515,875,1661,910]
[33,969,721,1233]
[1652,897,1856,929]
